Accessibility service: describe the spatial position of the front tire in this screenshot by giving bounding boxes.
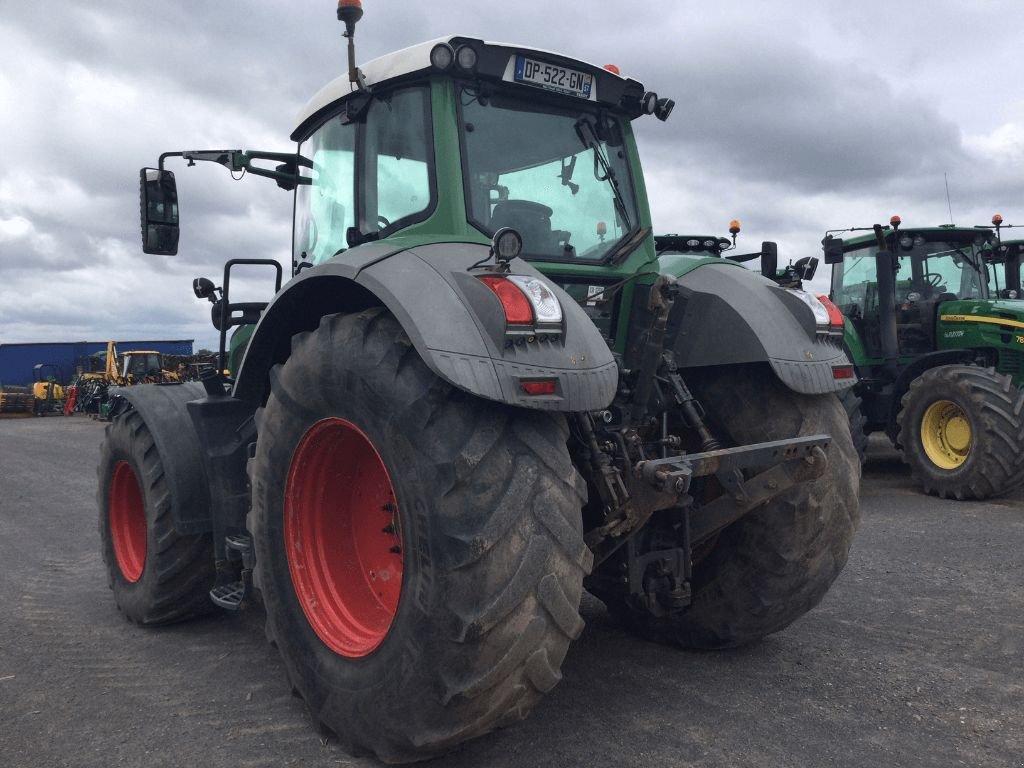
[97,410,217,624]
[251,309,590,763]
[897,365,1024,500]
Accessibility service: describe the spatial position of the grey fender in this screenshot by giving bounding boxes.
[662,262,853,394]
[110,382,212,534]
[233,241,618,411]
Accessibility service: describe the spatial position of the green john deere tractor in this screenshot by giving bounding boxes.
[823,216,1024,499]
[100,4,860,761]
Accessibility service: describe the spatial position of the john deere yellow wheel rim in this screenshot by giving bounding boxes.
[921,399,971,470]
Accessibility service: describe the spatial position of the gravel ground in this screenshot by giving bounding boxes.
[0,417,1021,768]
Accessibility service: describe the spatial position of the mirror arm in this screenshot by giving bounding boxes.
[159,149,306,187]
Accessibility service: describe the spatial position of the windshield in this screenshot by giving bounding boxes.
[833,237,991,309]
[460,90,639,262]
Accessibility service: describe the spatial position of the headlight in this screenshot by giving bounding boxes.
[785,288,830,328]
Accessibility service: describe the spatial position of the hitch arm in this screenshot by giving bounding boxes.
[686,445,828,543]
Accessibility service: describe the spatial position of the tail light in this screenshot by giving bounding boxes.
[479,276,533,325]
[479,275,563,328]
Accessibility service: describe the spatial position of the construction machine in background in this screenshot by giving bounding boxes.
[32,364,66,416]
[67,342,180,417]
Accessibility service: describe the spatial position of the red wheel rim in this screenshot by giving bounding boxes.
[109,461,147,582]
[285,418,403,657]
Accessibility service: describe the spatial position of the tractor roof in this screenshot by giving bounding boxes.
[292,35,646,141]
[841,225,995,250]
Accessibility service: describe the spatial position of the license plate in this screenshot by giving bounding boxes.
[514,55,593,99]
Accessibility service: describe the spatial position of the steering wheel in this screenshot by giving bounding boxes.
[377,215,391,230]
[923,273,944,288]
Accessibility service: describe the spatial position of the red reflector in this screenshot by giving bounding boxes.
[816,294,845,329]
[603,64,621,75]
[480,276,533,324]
[521,380,557,396]
[832,366,855,380]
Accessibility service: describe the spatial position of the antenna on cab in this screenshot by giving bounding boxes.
[337,0,368,91]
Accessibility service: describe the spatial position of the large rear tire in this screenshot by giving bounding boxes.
[897,365,1024,500]
[97,410,217,624]
[250,309,590,763]
[609,364,860,649]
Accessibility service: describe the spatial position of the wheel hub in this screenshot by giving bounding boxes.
[921,399,972,470]
[285,417,403,658]
[109,461,147,582]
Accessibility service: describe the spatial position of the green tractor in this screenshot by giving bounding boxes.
[823,216,1024,499]
[101,4,860,761]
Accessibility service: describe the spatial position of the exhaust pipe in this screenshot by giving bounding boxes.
[873,223,900,377]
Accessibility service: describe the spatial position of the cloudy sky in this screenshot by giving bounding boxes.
[2,0,1022,352]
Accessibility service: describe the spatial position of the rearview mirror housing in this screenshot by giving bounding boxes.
[139,168,180,255]
[822,235,844,264]
[759,241,778,279]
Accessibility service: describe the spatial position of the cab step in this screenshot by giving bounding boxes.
[209,532,255,610]
[210,580,247,610]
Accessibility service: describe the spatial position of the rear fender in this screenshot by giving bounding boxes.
[111,382,212,535]
[654,262,853,394]
[112,381,258,548]
[233,241,618,411]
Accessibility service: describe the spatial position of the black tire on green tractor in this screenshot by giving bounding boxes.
[897,364,1024,500]
[608,364,861,649]
[97,410,218,624]
[250,308,591,763]
[840,386,868,465]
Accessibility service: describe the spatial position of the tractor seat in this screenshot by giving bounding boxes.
[491,200,557,254]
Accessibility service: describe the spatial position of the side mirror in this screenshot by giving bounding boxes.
[822,235,844,264]
[760,241,778,279]
[139,168,180,255]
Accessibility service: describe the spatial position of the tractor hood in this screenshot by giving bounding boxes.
[938,298,1024,330]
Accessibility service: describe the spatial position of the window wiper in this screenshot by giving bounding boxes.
[574,117,631,231]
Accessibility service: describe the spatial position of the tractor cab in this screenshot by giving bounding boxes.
[121,351,166,383]
[993,239,1024,298]
[142,34,675,371]
[984,238,1024,298]
[985,213,1024,299]
[828,224,996,360]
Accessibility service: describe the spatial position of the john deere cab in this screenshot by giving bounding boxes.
[101,3,860,761]
[824,216,1024,499]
